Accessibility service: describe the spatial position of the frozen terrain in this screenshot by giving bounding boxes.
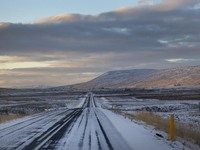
[96,96,200,130]
[0,91,199,150]
[74,69,157,89]
[65,65,200,89]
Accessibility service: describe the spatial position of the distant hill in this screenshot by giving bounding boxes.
[129,65,200,88]
[73,69,157,89]
[72,65,200,89]
[2,65,200,90]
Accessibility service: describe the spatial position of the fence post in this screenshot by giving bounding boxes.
[170,114,175,141]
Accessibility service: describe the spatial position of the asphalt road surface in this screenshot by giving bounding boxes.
[0,93,130,150]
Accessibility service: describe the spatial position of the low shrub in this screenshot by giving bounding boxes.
[0,114,25,123]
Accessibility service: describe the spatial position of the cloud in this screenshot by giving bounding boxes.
[0,0,200,87]
[0,61,53,69]
[34,14,83,24]
[165,58,196,63]
[0,10,199,56]
[0,1,199,56]
[0,56,29,63]
[139,0,152,4]
[154,0,199,11]
[138,0,199,10]
[0,67,103,88]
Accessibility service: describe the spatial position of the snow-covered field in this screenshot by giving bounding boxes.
[101,109,194,150]
[0,89,199,150]
[0,91,86,115]
[95,96,200,129]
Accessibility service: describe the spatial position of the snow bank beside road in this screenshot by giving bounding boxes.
[101,109,192,150]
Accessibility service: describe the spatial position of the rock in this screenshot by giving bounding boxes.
[156,133,164,138]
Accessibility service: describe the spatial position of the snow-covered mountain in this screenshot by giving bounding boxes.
[73,65,200,89]
[2,66,200,90]
[73,69,157,89]
[130,65,200,88]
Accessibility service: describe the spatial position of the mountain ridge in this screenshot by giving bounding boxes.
[71,65,200,89]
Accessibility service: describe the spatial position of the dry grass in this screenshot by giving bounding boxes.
[0,114,25,123]
[124,111,200,147]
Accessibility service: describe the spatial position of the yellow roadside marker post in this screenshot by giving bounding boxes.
[170,114,175,141]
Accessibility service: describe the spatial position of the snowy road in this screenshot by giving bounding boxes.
[0,94,130,150]
[56,94,130,150]
[0,93,192,150]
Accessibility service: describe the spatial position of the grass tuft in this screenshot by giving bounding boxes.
[124,111,200,147]
[0,114,25,123]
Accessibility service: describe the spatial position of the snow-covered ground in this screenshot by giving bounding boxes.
[101,109,193,150]
[0,92,199,150]
[95,96,200,129]
[70,65,200,89]
[0,92,85,115]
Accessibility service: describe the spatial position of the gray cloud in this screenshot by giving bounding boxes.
[0,1,199,55]
[138,0,199,10]
[0,0,200,87]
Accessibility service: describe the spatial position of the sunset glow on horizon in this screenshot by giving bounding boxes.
[0,0,200,88]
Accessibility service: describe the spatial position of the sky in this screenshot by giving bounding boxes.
[0,0,200,88]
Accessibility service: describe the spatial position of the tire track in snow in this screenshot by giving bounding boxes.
[78,108,89,148]
[95,131,102,150]
[0,109,70,139]
[89,131,92,150]
[94,111,114,150]
[19,108,83,150]
[0,93,131,150]
[78,113,84,128]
